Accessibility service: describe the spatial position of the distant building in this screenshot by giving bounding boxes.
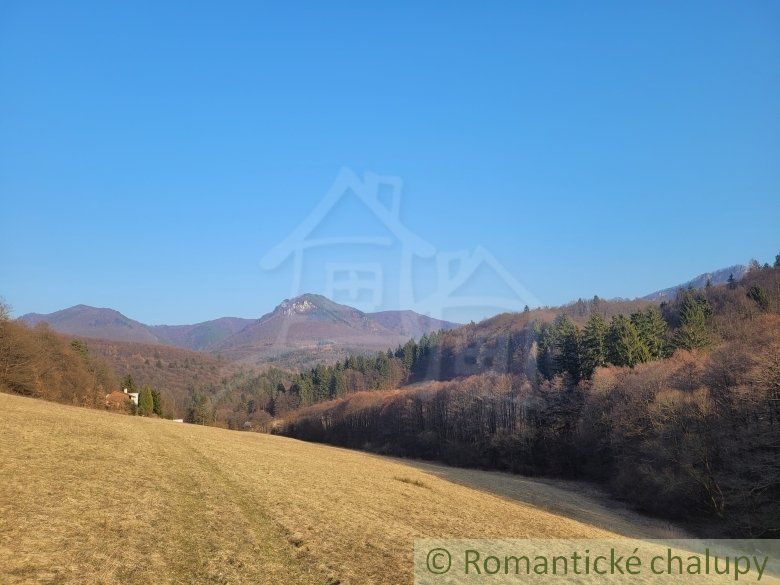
[105,391,129,409]
[123,388,139,406]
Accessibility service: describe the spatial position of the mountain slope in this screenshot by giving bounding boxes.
[211,294,457,366]
[1,392,670,584]
[82,337,252,418]
[18,296,458,367]
[0,317,118,406]
[19,305,160,344]
[151,317,254,350]
[370,309,459,337]
[642,264,748,301]
[18,306,253,350]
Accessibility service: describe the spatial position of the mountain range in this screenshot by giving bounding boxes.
[19,294,458,367]
[18,263,751,367]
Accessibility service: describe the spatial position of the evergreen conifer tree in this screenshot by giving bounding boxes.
[631,307,668,359]
[581,313,608,378]
[607,315,650,367]
[138,386,154,416]
[673,292,712,350]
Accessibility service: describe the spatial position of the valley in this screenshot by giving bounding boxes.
[0,392,678,585]
[3,6,777,582]
[4,263,778,539]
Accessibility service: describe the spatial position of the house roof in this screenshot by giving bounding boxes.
[105,391,130,405]
[261,167,435,269]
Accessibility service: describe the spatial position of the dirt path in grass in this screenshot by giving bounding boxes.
[1,392,689,585]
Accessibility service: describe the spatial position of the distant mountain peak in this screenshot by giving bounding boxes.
[295,293,330,302]
[272,293,364,318]
[19,294,458,367]
[18,304,158,344]
[278,297,318,316]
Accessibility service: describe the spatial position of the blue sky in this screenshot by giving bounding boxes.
[1,1,778,324]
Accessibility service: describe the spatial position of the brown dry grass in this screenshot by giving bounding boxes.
[400,460,686,540]
[1,393,670,584]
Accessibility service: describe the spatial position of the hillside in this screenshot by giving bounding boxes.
[18,305,254,349]
[0,317,117,407]
[0,306,262,420]
[0,393,680,584]
[368,309,458,338]
[150,317,255,350]
[277,264,780,537]
[82,338,257,419]
[203,294,458,367]
[18,296,457,367]
[642,263,749,301]
[192,272,763,430]
[19,305,160,344]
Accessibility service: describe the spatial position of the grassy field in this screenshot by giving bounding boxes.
[1,393,677,584]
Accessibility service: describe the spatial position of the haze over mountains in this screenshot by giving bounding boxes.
[19,305,255,349]
[207,295,456,365]
[19,294,458,367]
[642,264,748,301]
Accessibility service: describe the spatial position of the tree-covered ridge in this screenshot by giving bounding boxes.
[0,308,117,407]
[276,261,780,537]
[536,289,713,381]
[287,266,771,406]
[287,331,442,404]
[203,258,778,429]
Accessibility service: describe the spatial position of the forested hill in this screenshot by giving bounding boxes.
[193,296,659,425]
[275,260,780,537]
[204,261,776,425]
[0,313,117,408]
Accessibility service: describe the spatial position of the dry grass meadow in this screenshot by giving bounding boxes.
[1,393,678,584]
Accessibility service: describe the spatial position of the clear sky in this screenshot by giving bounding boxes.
[1,1,778,324]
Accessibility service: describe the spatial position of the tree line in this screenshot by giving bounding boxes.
[0,302,117,407]
[536,289,714,382]
[287,331,444,405]
[210,260,778,429]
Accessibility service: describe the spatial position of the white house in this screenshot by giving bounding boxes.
[123,388,139,406]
